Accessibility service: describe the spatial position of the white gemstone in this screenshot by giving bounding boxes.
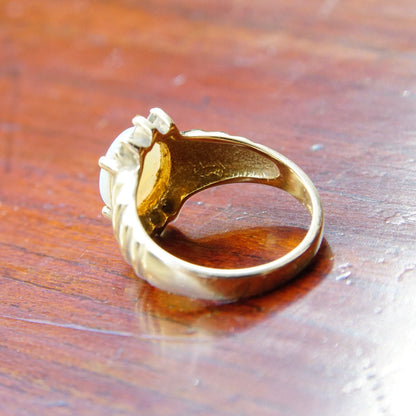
[99,127,135,207]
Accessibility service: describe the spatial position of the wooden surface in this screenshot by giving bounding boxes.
[1,1,416,415]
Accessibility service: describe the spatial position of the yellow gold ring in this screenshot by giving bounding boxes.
[99,108,324,301]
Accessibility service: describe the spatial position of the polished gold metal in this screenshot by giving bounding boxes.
[99,108,324,301]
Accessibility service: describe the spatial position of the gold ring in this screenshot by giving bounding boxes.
[99,108,324,301]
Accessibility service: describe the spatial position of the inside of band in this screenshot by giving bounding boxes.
[137,133,312,235]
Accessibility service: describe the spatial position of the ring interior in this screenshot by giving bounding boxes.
[136,132,314,235]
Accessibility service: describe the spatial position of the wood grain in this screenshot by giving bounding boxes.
[1,0,416,415]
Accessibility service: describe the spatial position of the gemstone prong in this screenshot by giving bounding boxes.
[132,115,153,134]
[120,138,137,153]
[98,156,118,174]
[102,206,112,219]
[148,108,173,134]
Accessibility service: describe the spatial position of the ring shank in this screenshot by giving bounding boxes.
[111,131,324,301]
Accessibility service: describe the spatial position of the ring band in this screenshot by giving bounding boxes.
[99,108,324,301]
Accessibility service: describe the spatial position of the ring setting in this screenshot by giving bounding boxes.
[99,109,324,301]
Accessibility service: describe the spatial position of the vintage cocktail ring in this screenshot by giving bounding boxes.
[99,108,324,301]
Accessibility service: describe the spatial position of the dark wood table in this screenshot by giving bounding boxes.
[1,1,415,415]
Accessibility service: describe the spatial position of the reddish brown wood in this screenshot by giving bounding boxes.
[1,0,416,415]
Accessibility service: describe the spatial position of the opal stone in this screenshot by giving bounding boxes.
[99,126,135,207]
